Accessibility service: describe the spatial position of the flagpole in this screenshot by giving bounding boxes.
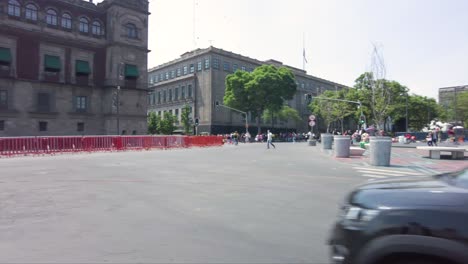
[302,32,305,71]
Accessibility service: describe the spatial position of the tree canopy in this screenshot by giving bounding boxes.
[181,104,192,135]
[147,112,158,135]
[262,105,301,127]
[224,64,297,134]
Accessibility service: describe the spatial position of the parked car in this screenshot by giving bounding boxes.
[328,169,468,264]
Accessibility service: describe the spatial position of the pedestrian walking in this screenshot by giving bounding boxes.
[233,131,239,145]
[245,132,251,143]
[267,130,276,149]
[431,129,438,146]
[426,132,434,146]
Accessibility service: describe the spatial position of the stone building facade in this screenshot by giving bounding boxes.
[439,85,468,108]
[147,46,347,134]
[0,0,149,136]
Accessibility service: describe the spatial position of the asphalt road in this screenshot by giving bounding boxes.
[0,142,366,263]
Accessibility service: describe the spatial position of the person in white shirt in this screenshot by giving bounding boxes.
[267,130,276,149]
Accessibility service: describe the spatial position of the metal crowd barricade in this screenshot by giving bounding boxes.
[0,135,224,157]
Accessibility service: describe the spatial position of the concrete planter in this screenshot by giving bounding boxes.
[321,133,333,150]
[334,135,350,158]
[369,136,392,166]
[350,147,366,156]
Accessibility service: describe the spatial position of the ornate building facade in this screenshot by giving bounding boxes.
[0,0,149,136]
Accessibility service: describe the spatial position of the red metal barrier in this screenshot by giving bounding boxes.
[0,135,223,157]
[187,136,224,147]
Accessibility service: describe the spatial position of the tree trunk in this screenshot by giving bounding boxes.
[341,118,344,134]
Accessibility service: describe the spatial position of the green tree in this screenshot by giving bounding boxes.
[354,72,408,130]
[158,113,176,135]
[308,89,357,133]
[331,89,356,133]
[444,91,468,126]
[147,112,158,134]
[278,105,301,123]
[262,105,301,127]
[406,95,442,131]
[309,90,336,133]
[181,104,192,134]
[224,65,297,134]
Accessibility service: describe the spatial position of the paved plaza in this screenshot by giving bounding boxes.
[0,142,466,263]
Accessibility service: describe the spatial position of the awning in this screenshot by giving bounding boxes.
[75,60,90,74]
[125,64,139,78]
[0,47,12,63]
[44,55,61,71]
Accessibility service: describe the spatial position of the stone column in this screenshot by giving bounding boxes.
[321,133,333,150]
[334,135,350,158]
[369,136,392,166]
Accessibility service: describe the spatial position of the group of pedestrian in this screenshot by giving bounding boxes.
[426,129,439,146]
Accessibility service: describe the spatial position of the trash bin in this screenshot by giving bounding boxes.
[321,133,333,150]
[334,135,350,158]
[369,136,392,166]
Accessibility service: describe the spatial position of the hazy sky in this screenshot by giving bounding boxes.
[103,0,468,100]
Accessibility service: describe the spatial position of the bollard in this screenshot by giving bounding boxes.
[321,133,333,150]
[369,136,392,166]
[334,135,350,158]
[308,140,316,146]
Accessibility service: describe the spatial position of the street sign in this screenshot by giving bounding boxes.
[309,121,316,127]
[309,115,316,121]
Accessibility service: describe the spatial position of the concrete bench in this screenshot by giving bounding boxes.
[350,147,366,156]
[416,146,466,160]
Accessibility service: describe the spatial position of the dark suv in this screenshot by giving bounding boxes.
[329,169,468,264]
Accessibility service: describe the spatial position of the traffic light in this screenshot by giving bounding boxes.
[359,115,366,124]
[195,118,199,126]
[215,101,220,107]
[304,94,313,102]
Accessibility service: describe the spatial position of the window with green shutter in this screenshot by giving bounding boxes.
[75,60,90,75]
[124,64,139,78]
[44,55,61,72]
[0,47,12,65]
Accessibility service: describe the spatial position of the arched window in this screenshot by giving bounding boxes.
[46,9,58,26]
[79,17,89,33]
[125,23,138,39]
[25,4,38,21]
[61,13,72,29]
[91,21,102,36]
[8,0,21,17]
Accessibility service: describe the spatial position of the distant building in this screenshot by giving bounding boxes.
[147,46,347,134]
[0,0,149,136]
[439,85,468,107]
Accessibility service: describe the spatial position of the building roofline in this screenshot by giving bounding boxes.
[148,46,350,88]
[438,85,468,91]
